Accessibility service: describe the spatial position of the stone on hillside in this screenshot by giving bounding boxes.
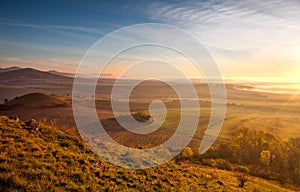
[25,119,39,131]
[8,115,20,122]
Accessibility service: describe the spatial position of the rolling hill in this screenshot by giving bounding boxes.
[0,68,72,83]
[0,93,74,127]
[0,116,291,191]
[0,67,74,100]
[0,66,22,73]
[48,70,75,78]
[0,93,70,110]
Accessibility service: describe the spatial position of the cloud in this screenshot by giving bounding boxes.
[0,22,106,36]
[120,0,300,79]
[140,0,300,54]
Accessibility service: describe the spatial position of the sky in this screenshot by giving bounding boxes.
[0,0,299,81]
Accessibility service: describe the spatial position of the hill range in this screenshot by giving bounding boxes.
[0,66,300,191]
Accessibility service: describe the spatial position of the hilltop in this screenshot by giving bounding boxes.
[0,68,71,81]
[0,68,73,87]
[0,116,291,191]
[0,93,70,110]
[0,66,22,73]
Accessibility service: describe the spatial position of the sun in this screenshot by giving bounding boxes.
[295,62,300,83]
[287,46,300,82]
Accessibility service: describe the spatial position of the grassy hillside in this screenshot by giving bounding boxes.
[0,116,291,191]
[0,93,70,110]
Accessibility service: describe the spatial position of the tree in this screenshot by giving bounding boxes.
[260,150,272,176]
[233,128,279,165]
[178,147,194,160]
[260,150,271,167]
[287,138,300,185]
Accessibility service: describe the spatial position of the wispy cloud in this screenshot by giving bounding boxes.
[0,22,106,36]
[140,0,300,54]
[129,0,300,78]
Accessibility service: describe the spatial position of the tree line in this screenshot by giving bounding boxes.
[195,128,300,186]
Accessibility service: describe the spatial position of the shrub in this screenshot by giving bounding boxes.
[178,147,194,160]
[201,158,232,171]
[201,159,216,167]
[215,159,232,171]
[133,110,151,122]
[234,165,249,174]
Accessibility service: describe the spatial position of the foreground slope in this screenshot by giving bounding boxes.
[0,116,290,191]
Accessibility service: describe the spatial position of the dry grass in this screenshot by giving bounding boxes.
[0,116,291,191]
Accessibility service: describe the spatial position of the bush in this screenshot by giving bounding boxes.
[132,110,151,122]
[234,165,249,174]
[201,159,216,167]
[215,159,232,171]
[201,158,232,171]
[178,147,194,160]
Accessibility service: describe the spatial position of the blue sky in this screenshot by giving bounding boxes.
[0,0,151,71]
[0,0,299,80]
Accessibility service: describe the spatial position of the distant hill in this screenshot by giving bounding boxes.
[0,93,70,110]
[0,116,291,191]
[0,68,72,82]
[0,66,22,73]
[48,70,75,78]
[0,66,112,79]
[0,66,74,77]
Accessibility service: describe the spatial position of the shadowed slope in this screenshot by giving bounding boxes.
[0,93,70,110]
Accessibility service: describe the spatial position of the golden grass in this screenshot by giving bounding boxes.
[0,116,291,191]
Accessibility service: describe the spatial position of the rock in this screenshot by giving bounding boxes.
[25,119,39,131]
[25,119,38,127]
[8,115,20,122]
[217,180,224,186]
